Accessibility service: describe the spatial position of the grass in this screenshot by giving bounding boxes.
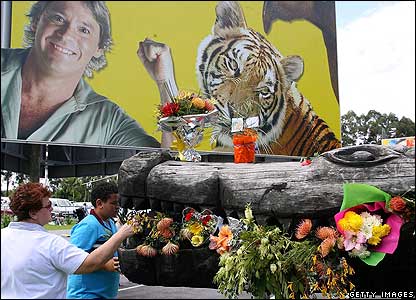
[44,223,75,230]
[1,214,76,230]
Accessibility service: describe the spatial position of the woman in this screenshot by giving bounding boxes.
[1,182,135,299]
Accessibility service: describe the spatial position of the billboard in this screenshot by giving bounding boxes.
[382,137,415,147]
[2,1,340,157]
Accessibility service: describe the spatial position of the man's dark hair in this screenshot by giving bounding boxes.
[90,181,118,207]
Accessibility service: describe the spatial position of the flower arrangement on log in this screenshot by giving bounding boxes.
[126,210,181,257]
[122,184,414,298]
[156,90,218,162]
[209,184,415,299]
[125,208,220,257]
[181,207,219,247]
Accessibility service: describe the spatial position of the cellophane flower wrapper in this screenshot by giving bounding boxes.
[334,183,403,266]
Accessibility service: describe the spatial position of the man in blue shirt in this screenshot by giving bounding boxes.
[67,181,121,299]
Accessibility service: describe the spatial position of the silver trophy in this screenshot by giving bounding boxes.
[158,109,218,162]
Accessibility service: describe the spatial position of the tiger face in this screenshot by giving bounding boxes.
[196,1,340,156]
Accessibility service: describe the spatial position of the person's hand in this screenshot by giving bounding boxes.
[103,257,121,272]
[118,223,136,239]
[137,38,175,83]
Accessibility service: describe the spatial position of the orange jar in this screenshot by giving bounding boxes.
[233,129,257,163]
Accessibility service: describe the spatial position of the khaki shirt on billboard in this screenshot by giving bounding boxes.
[1,48,160,148]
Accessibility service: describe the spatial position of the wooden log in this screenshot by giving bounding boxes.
[118,150,171,210]
[144,145,414,218]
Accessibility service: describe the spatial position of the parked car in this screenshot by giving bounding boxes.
[50,198,76,218]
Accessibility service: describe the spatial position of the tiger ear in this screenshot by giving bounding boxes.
[213,1,247,37]
[281,55,304,82]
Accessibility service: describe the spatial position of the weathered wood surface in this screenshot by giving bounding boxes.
[119,145,415,219]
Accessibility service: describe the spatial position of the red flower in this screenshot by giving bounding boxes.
[161,102,180,117]
[389,196,407,212]
[301,159,312,166]
[201,215,212,225]
[185,211,193,222]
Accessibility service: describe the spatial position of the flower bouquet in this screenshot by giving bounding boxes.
[294,219,356,298]
[334,183,413,266]
[180,207,220,247]
[126,210,181,257]
[157,91,218,162]
[210,204,328,299]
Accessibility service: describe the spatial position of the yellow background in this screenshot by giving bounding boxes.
[11,1,340,150]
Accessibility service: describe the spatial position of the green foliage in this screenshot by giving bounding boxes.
[1,213,15,229]
[49,176,114,202]
[213,206,316,299]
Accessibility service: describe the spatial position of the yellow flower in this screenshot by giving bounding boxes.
[188,223,203,235]
[338,211,363,232]
[178,90,192,99]
[191,235,204,247]
[368,224,391,245]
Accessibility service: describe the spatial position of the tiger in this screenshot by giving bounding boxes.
[196,1,341,157]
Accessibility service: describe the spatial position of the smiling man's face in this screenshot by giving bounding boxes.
[32,1,102,76]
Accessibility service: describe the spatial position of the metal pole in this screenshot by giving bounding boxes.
[1,1,12,48]
[44,144,49,187]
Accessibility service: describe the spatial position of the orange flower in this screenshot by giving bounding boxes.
[209,225,233,254]
[295,219,312,239]
[157,218,173,231]
[191,97,206,109]
[389,196,407,212]
[314,259,326,276]
[137,244,158,257]
[159,228,174,239]
[319,237,336,257]
[315,226,337,240]
[162,242,179,256]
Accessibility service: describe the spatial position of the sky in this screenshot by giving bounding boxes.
[335,1,415,121]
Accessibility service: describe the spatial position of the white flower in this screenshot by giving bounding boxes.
[245,206,253,220]
[270,263,277,274]
[360,212,383,239]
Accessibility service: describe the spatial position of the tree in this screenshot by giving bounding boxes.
[49,175,117,202]
[341,110,415,146]
[1,170,13,196]
[1,171,29,196]
[394,117,416,138]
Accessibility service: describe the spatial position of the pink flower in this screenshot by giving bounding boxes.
[343,230,366,251]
